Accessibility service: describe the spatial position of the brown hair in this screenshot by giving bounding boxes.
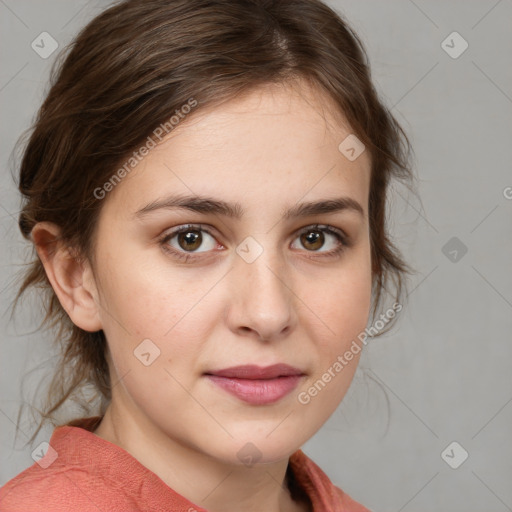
[11,0,416,444]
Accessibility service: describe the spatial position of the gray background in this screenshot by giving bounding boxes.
[1,1,511,511]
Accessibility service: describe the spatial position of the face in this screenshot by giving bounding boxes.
[89,80,372,465]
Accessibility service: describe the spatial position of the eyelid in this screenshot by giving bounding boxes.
[158,223,220,249]
[157,223,223,262]
[296,223,349,242]
[292,223,350,259]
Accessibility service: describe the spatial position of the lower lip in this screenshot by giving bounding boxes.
[206,375,303,405]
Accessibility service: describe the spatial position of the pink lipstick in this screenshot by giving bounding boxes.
[205,364,304,405]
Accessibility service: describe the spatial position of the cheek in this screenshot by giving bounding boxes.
[296,270,371,422]
[96,240,203,334]
[310,251,372,345]
[95,249,225,382]
[297,247,372,406]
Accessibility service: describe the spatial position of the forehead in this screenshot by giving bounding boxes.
[101,80,371,220]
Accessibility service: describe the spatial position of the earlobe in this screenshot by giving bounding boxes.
[31,221,103,333]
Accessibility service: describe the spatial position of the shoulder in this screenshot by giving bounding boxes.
[0,462,96,512]
[0,418,202,512]
[0,418,135,512]
[0,458,144,512]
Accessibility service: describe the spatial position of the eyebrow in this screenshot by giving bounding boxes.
[134,194,365,220]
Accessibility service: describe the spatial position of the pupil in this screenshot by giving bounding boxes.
[303,230,323,251]
[179,230,201,251]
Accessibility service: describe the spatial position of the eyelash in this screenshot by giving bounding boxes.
[158,223,350,263]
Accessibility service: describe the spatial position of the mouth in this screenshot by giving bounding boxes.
[204,364,305,405]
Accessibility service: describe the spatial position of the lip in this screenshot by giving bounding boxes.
[205,364,305,405]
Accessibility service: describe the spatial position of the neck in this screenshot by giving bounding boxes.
[94,402,310,512]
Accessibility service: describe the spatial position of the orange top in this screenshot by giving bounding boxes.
[0,416,370,512]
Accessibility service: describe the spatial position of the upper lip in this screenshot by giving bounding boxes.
[205,364,304,380]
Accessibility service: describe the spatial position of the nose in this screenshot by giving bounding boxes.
[226,239,297,342]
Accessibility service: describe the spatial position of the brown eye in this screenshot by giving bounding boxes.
[300,229,324,251]
[177,229,203,251]
[160,224,218,258]
[291,224,348,257]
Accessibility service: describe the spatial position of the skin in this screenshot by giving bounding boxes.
[33,79,372,512]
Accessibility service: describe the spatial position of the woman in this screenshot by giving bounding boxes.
[1,0,413,510]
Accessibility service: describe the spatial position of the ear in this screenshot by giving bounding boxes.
[31,222,103,332]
